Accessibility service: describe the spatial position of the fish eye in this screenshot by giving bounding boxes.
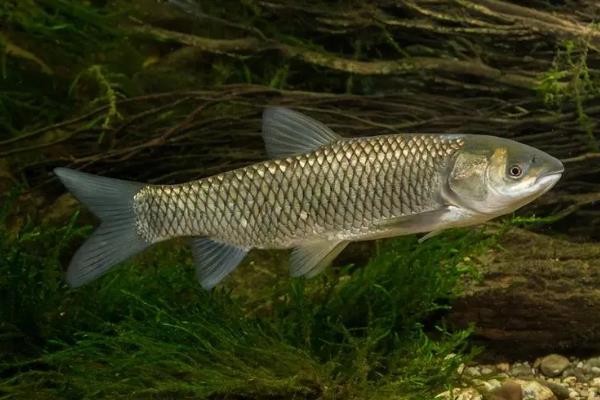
[508,164,523,178]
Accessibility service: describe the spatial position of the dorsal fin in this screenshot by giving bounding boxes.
[262,107,341,158]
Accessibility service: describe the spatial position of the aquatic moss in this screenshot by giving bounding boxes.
[0,0,138,135]
[537,36,600,152]
[0,201,488,399]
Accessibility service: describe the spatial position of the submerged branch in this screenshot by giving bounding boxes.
[131,23,539,89]
[0,32,53,75]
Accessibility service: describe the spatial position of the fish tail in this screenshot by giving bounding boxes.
[54,168,150,287]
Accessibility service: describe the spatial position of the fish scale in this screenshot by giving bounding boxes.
[132,135,464,248]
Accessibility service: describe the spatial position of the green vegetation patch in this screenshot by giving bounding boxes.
[0,197,489,399]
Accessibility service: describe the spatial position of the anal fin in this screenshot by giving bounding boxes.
[290,239,348,278]
[190,238,248,289]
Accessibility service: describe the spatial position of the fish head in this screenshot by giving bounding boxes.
[446,135,564,216]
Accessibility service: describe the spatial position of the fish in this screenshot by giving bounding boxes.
[54,107,564,289]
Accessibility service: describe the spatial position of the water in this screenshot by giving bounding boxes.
[1,1,599,399]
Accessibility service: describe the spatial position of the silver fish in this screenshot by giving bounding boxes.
[55,107,564,288]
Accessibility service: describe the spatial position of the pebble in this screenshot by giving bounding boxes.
[436,387,482,400]
[584,358,600,370]
[514,379,556,400]
[568,389,578,399]
[481,378,502,391]
[540,354,571,378]
[512,363,534,378]
[563,368,587,382]
[488,380,523,400]
[441,355,600,400]
[496,363,510,372]
[543,380,570,399]
[563,376,577,385]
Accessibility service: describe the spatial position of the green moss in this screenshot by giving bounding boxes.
[537,36,600,151]
[0,0,140,135]
[0,201,490,399]
[69,64,129,141]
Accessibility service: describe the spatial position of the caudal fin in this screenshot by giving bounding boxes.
[54,168,150,287]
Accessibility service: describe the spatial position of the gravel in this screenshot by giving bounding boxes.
[436,354,600,400]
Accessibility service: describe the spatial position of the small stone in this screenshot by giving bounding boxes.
[481,366,494,375]
[435,387,482,400]
[472,378,486,387]
[591,377,600,389]
[483,379,502,392]
[457,363,465,374]
[563,369,586,383]
[497,363,510,372]
[543,380,570,400]
[568,389,577,399]
[466,366,482,377]
[540,355,571,378]
[511,363,534,378]
[562,368,575,377]
[488,380,523,400]
[583,357,600,370]
[514,379,556,400]
[583,358,600,378]
[563,376,577,385]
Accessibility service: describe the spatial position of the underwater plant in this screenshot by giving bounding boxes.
[0,196,485,399]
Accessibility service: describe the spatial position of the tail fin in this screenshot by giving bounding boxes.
[54,168,150,287]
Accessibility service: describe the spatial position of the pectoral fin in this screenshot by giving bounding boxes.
[290,239,349,278]
[190,238,249,289]
[418,230,444,243]
[376,207,452,236]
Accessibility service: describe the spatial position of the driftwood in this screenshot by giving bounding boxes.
[447,227,600,358]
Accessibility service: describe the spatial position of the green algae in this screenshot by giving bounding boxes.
[0,0,126,134]
[0,201,488,399]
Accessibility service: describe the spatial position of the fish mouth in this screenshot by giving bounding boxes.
[535,168,564,187]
